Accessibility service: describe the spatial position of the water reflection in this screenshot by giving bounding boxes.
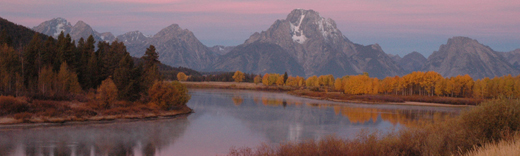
[239,90,454,127]
[188,89,461,144]
[0,89,463,156]
[0,116,189,156]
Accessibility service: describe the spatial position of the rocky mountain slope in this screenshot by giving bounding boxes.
[398,51,426,73]
[499,49,520,70]
[117,31,149,57]
[210,9,405,78]
[422,37,519,79]
[144,24,217,70]
[211,42,305,75]
[33,18,112,43]
[388,54,402,63]
[210,45,235,55]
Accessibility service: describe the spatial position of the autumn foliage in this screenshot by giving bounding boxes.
[177,72,188,81]
[232,70,245,83]
[96,78,118,109]
[255,71,520,101]
[148,81,191,110]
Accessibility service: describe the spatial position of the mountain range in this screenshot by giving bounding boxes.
[30,9,520,79]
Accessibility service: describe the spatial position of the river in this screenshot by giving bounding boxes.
[0,89,464,156]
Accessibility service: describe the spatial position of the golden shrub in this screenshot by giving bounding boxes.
[148,81,191,110]
[96,78,118,109]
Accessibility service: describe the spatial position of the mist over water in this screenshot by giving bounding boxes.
[0,89,463,156]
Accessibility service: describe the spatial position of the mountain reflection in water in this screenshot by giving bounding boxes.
[0,89,463,156]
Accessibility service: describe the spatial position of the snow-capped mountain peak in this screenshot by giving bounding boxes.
[33,17,73,38]
[290,12,307,44]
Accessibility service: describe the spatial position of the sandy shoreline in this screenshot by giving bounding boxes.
[294,94,472,108]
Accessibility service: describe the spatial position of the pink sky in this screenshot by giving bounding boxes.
[1,0,519,56]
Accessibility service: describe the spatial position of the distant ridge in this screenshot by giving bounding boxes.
[422,36,519,79]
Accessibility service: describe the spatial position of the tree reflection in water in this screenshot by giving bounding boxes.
[0,115,190,156]
[252,93,455,128]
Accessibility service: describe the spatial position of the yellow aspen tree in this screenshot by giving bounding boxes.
[276,75,284,86]
[262,74,270,86]
[503,75,515,98]
[435,78,447,96]
[286,76,298,86]
[473,79,483,98]
[268,73,279,86]
[254,75,261,85]
[296,76,305,87]
[306,76,318,87]
[513,77,520,99]
[460,74,474,98]
[177,72,188,81]
[334,78,343,91]
[481,77,490,98]
[232,70,245,83]
[372,78,380,94]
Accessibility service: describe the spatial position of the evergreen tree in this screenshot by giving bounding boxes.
[0,29,12,47]
[55,32,66,70]
[86,51,99,89]
[142,45,159,70]
[113,53,135,100]
[42,36,56,69]
[78,35,96,89]
[141,45,161,90]
[96,41,112,83]
[24,33,43,90]
[63,34,75,67]
[75,38,85,73]
[283,72,288,83]
[0,44,20,94]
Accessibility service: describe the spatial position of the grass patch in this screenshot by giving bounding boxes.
[465,134,520,156]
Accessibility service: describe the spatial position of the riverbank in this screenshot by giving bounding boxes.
[182,81,297,91]
[0,107,192,130]
[183,81,481,107]
[0,105,192,126]
[289,90,481,107]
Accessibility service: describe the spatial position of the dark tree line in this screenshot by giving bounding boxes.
[0,17,47,48]
[186,72,260,82]
[0,32,161,101]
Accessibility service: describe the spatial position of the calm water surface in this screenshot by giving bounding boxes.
[0,89,464,156]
